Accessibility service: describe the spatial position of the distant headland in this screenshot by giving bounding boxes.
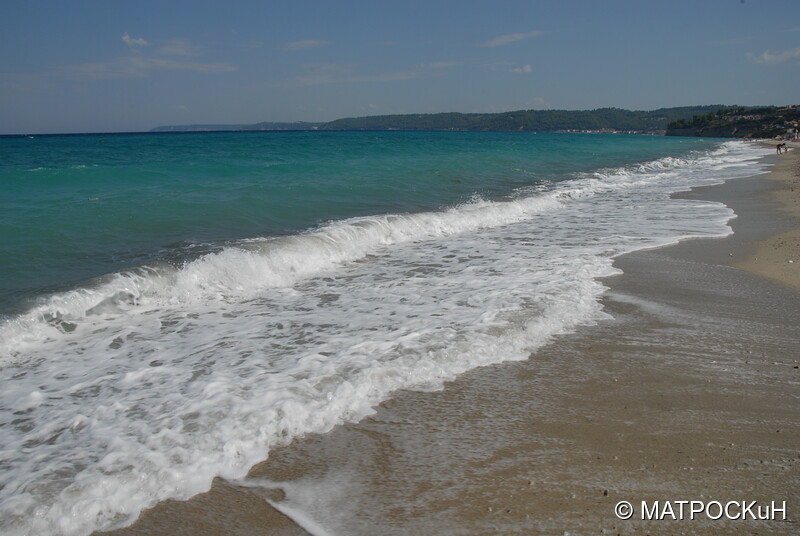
[665,105,799,138]
[151,105,800,139]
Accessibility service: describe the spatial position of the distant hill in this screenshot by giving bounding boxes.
[150,121,322,132]
[666,105,800,138]
[154,106,793,135]
[317,106,726,133]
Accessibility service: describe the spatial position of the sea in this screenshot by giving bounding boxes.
[0,131,771,535]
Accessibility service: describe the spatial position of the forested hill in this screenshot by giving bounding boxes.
[317,106,724,133]
[151,106,726,134]
[666,105,800,138]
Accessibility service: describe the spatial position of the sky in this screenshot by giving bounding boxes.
[1,0,799,134]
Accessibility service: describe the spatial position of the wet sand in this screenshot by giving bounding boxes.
[100,145,799,536]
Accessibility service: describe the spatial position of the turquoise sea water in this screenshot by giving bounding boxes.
[2,131,712,314]
[0,132,772,536]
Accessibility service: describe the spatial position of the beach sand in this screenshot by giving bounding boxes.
[100,144,799,536]
[734,142,800,290]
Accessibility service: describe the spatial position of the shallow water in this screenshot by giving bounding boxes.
[0,132,771,535]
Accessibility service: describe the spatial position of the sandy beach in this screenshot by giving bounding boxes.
[734,142,800,289]
[101,144,799,536]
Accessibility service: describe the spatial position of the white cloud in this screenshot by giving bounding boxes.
[511,64,533,73]
[481,31,542,47]
[747,46,800,63]
[283,40,331,51]
[136,57,235,73]
[157,38,203,57]
[57,55,235,80]
[64,35,235,78]
[9,34,234,85]
[122,33,149,48]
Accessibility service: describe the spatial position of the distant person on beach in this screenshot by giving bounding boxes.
[777,143,783,154]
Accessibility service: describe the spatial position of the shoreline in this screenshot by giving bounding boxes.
[100,144,799,536]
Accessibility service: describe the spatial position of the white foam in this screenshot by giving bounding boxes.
[0,193,564,356]
[0,140,772,536]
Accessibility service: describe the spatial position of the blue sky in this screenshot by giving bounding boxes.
[2,0,799,134]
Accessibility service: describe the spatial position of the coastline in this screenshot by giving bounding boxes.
[100,144,799,536]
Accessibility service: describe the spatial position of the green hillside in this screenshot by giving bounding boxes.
[318,106,726,133]
[666,106,800,138]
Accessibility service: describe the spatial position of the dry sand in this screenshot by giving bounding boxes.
[100,144,800,536]
[734,141,800,289]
